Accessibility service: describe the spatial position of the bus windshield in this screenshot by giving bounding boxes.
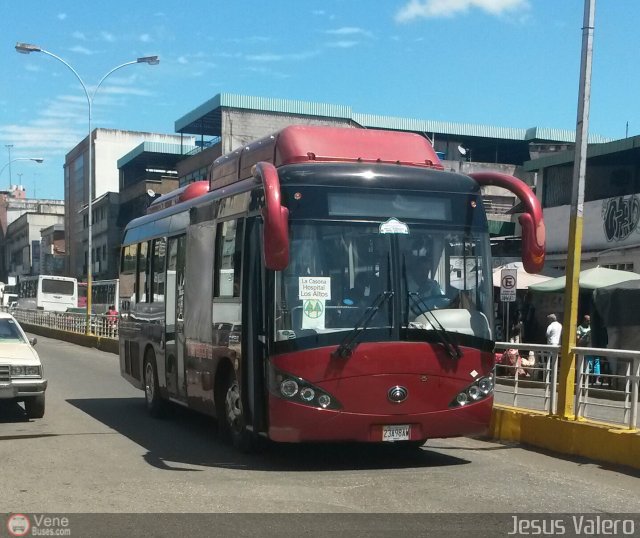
[274,220,493,347]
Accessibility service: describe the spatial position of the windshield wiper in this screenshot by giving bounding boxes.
[332,291,394,359]
[408,292,463,360]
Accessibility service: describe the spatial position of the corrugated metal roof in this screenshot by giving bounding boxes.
[353,113,526,140]
[175,93,352,133]
[524,126,610,144]
[117,142,197,168]
[219,93,352,118]
[174,92,613,144]
[524,135,640,171]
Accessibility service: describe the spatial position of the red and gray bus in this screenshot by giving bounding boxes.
[118,125,545,450]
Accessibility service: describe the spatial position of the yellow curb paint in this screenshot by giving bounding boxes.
[491,404,640,470]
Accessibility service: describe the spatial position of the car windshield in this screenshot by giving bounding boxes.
[0,318,27,343]
[274,220,493,347]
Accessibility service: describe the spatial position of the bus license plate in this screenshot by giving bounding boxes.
[382,425,410,442]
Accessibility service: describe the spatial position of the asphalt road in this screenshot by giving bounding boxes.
[1,334,639,516]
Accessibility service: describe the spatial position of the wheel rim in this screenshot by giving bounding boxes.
[225,380,243,433]
[145,362,155,403]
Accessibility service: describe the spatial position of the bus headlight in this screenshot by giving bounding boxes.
[450,373,494,407]
[280,379,299,398]
[269,365,341,410]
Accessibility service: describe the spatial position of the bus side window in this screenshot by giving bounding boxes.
[120,244,137,311]
[151,238,166,303]
[137,241,149,303]
[214,218,244,298]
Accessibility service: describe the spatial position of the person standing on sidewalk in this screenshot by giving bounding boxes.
[544,314,562,380]
[546,314,562,345]
[577,315,600,384]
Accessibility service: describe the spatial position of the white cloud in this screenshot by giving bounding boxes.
[326,27,372,37]
[177,56,189,65]
[312,10,326,16]
[395,0,529,22]
[326,41,359,49]
[57,13,67,21]
[72,31,86,40]
[140,33,152,43]
[69,45,94,55]
[96,85,152,97]
[25,64,42,72]
[101,31,116,42]
[246,50,319,62]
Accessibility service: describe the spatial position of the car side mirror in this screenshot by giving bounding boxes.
[29,337,37,346]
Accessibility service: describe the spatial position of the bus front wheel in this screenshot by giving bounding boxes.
[218,368,253,452]
[144,352,165,418]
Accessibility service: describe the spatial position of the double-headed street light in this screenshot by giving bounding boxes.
[0,158,44,188]
[16,42,159,333]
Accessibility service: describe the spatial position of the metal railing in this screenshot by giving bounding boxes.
[574,346,640,430]
[9,308,118,339]
[494,342,560,414]
[495,342,640,430]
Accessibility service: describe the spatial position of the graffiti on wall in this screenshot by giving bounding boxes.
[602,195,640,242]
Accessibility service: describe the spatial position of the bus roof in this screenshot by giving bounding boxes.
[209,125,443,190]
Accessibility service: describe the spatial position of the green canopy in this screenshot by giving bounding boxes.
[528,266,640,293]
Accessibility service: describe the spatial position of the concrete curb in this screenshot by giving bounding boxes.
[490,404,640,470]
[21,322,119,355]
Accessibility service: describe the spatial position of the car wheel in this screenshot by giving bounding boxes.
[24,394,45,419]
[217,368,255,452]
[144,352,165,418]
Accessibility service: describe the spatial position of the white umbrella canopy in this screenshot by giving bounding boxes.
[528,266,640,293]
[492,262,553,290]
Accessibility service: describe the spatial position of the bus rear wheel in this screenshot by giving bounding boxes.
[144,352,165,418]
[218,368,254,452]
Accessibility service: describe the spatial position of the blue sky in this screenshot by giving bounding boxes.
[1,0,638,200]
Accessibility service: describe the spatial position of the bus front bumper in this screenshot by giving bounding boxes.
[267,394,493,443]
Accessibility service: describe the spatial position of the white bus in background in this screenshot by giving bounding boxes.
[18,275,78,312]
[78,279,120,313]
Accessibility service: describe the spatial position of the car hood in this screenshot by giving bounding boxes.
[0,343,40,364]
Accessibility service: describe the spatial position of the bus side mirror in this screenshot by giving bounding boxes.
[253,161,290,271]
[469,171,546,273]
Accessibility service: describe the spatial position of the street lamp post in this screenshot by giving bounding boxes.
[0,158,44,188]
[16,42,159,333]
[5,145,13,185]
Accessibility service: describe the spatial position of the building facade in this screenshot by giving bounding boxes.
[64,129,189,279]
[5,208,64,277]
[526,135,640,273]
[39,224,66,275]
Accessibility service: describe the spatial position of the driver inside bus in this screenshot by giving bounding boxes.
[404,241,447,312]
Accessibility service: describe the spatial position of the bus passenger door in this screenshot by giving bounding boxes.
[166,235,187,400]
[243,218,267,434]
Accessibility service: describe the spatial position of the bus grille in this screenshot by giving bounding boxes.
[0,365,10,382]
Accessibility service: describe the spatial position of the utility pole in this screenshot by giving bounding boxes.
[557,0,595,418]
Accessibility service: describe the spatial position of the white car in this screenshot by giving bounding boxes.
[0,312,47,418]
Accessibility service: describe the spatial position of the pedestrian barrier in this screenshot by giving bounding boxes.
[7,307,118,339]
[495,342,640,430]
